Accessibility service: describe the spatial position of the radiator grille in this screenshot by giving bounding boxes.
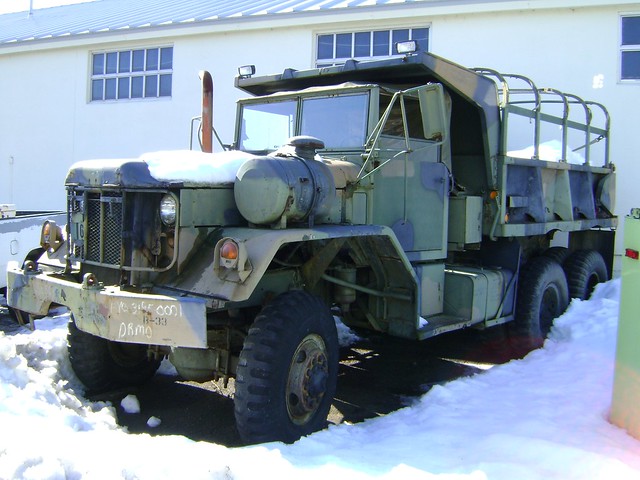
[81,192,123,265]
[68,189,171,272]
[103,201,123,264]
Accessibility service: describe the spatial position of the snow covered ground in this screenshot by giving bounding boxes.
[1,279,640,479]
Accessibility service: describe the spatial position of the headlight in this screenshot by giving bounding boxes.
[159,194,177,226]
[40,220,64,251]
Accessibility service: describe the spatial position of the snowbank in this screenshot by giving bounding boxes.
[1,280,639,479]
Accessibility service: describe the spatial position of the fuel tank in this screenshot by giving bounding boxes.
[234,137,337,226]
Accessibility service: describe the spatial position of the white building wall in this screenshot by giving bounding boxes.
[1,47,80,210]
[0,25,318,211]
[427,5,640,234]
[0,2,638,248]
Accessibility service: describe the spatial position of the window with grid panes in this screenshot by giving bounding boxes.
[622,15,640,80]
[316,27,429,67]
[90,46,173,101]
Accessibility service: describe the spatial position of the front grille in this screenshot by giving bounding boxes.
[86,193,123,264]
[70,191,124,266]
[68,188,172,273]
[103,201,123,264]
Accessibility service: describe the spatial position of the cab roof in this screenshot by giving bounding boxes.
[235,52,500,160]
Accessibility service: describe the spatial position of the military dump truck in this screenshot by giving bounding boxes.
[6,44,616,444]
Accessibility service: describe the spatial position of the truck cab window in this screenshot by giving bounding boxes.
[239,100,296,152]
[379,93,426,140]
[300,93,369,149]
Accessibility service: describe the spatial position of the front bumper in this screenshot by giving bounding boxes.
[6,261,207,348]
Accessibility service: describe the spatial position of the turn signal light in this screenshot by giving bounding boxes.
[215,237,252,281]
[221,240,239,260]
[625,248,639,260]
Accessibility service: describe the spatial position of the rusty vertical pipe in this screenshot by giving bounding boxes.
[199,70,213,153]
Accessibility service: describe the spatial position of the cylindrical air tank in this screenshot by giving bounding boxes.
[234,137,336,226]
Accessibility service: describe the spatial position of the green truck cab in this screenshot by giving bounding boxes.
[6,47,616,444]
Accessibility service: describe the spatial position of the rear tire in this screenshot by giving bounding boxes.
[543,246,570,265]
[563,250,608,300]
[67,318,160,393]
[511,257,569,354]
[234,290,338,445]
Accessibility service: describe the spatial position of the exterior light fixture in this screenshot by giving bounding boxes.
[395,40,418,55]
[159,194,177,226]
[238,65,256,78]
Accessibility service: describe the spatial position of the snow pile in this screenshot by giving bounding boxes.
[285,280,639,479]
[335,316,361,346]
[142,150,253,185]
[0,313,121,478]
[1,280,640,479]
[508,139,586,164]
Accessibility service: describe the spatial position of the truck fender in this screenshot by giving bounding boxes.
[166,225,418,306]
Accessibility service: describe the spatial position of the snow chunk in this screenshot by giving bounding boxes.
[157,358,178,376]
[142,150,254,185]
[120,394,140,414]
[334,316,361,347]
[147,416,162,428]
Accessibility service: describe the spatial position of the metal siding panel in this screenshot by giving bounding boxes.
[0,0,421,44]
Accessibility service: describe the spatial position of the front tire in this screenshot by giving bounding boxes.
[234,290,339,444]
[67,318,160,393]
[511,257,569,354]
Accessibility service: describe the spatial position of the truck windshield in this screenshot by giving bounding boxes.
[239,100,296,152]
[238,92,369,152]
[300,93,369,149]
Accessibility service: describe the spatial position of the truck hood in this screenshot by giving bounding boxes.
[66,150,256,188]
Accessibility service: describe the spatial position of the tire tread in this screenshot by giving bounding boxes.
[234,290,338,444]
[511,256,569,354]
[564,250,608,300]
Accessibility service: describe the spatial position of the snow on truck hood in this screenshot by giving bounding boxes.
[141,150,254,185]
[66,150,255,188]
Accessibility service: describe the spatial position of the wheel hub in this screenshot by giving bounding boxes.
[286,334,329,426]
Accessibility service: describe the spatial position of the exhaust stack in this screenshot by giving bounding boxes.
[199,70,213,153]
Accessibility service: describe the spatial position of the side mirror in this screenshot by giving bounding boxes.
[417,83,449,145]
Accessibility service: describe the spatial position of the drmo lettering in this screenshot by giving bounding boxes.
[118,322,153,339]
